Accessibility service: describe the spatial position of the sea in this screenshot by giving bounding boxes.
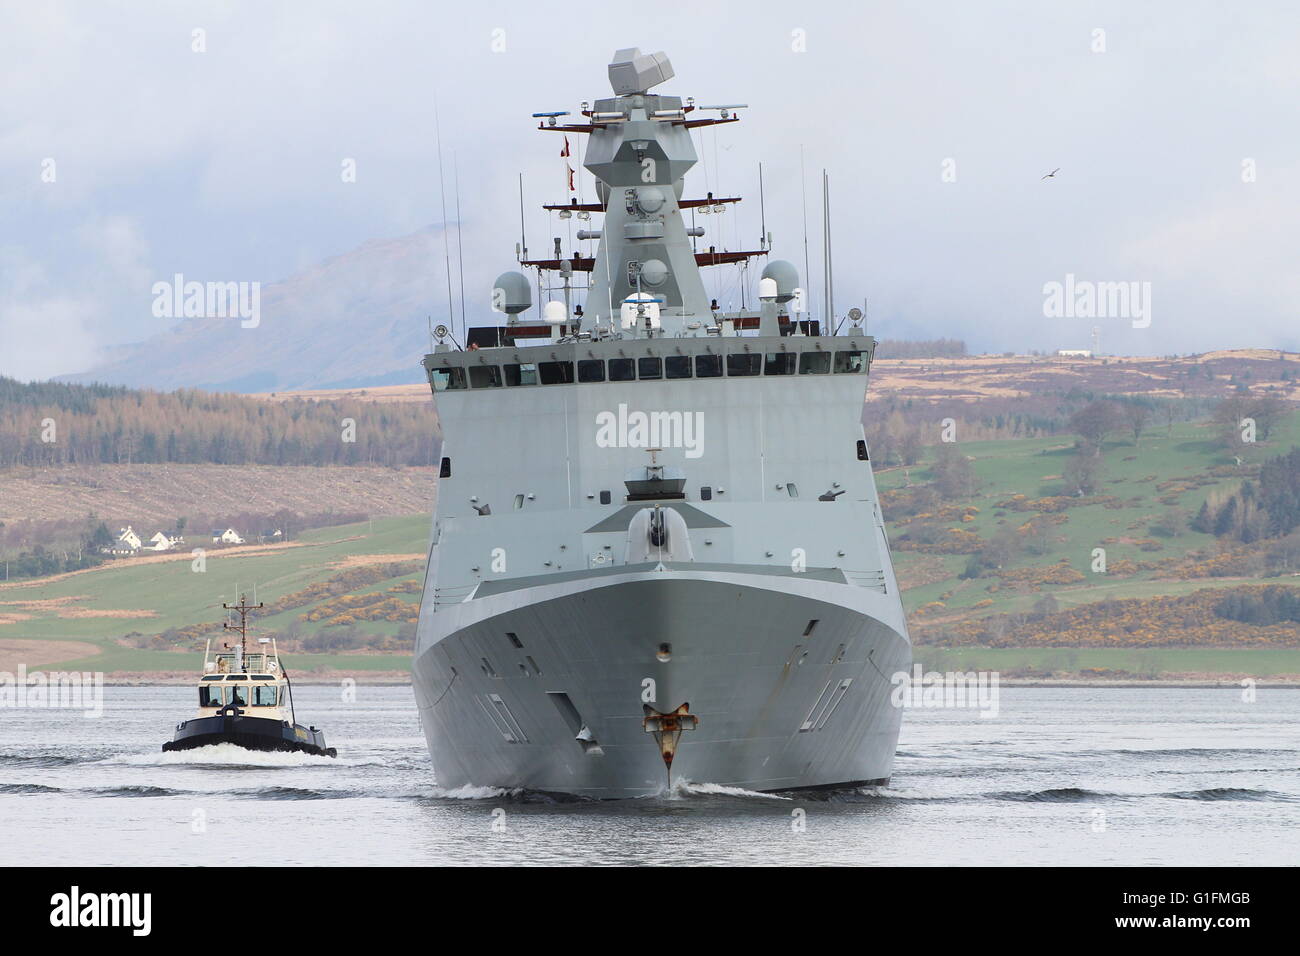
[1,685,1295,866]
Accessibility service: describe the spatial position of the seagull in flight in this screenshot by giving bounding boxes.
[1041,167,1060,180]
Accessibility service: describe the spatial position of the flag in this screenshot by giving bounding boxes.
[560,137,570,158]
[567,165,575,191]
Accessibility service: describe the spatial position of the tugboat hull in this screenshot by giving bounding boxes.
[163,714,336,758]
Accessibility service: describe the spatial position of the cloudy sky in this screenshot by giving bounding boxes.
[3,1,1297,381]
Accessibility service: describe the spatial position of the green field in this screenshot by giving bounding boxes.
[885,412,1300,616]
[911,646,1300,678]
[4,409,1299,678]
[2,515,429,672]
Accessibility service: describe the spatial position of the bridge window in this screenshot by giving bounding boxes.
[665,355,692,379]
[834,350,866,373]
[726,353,761,376]
[504,362,538,386]
[431,367,466,391]
[599,490,611,505]
[199,685,226,707]
[538,361,574,384]
[799,352,831,374]
[638,357,662,380]
[440,456,451,478]
[694,354,722,378]
[609,358,635,381]
[229,686,249,706]
[253,685,278,706]
[469,365,503,388]
[765,353,797,375]
[700,486,713,500]
[577,359,606,383]
[857,440,869,461]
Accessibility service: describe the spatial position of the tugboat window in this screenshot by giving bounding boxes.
[857,440,869,461]
[665,355,692,379]
[765,353,797,375]
[199,686,226,707]
[577,359,606,383]
[229,686,249,706]
[726,353,761,376]
[799,352,831,374]
[695,354,722,378]
[538,361,575,384]
[834,350,866,373]
[469,365,503,388]
[700,486,713,500]
[609,358,635,381]
[637,357,663,380]
[503,362,538,386]
[253,685,279,706]
[599,490,612,505]
[440,456,452,478]
[431,367,467,391]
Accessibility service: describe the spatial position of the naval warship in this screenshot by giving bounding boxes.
[412,48,912,798]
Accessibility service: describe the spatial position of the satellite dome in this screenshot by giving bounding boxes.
[492,271,532,314]
[760,260,799,303]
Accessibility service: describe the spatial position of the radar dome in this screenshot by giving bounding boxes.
[492,271,532,315]
[760,260,799,303]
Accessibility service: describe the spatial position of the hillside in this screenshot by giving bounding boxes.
[0,463,437,525]
[3,412,1298,681]
[61,227,450,392]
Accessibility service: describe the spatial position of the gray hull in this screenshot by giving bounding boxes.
[414,565,910,798]
[411,48,913,801]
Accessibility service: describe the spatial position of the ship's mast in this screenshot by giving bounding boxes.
[222,593,263,673]
[523,49,768,337]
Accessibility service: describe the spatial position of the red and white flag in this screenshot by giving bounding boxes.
[560,137,571,158]
[567,165,576,191]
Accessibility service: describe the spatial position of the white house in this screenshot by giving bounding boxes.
[146,531,181,551]
[211,528,245,545]
[1055,349,1093,358]
[116,526,142,550]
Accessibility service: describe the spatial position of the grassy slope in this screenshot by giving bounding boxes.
[3,515,429,670]
[880,412,1300,674]
[884,414,1300,613]
[7,410,1300,676]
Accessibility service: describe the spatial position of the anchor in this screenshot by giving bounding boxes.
[642,703,699,785]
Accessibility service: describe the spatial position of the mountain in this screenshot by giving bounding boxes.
[65,226,453,392]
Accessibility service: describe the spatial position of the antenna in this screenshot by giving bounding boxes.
[822,170,831,334]
[435,98,456,335]
[800,145,813,326]
[518,173,527,262]
[758,161,767,251]
[454,151,468,343]
[222,593,264,672]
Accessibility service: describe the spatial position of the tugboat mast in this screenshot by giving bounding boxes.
[222,594,264,673]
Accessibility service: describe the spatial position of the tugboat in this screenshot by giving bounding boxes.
[163,595,336,757]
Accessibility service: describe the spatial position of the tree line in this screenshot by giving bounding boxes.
[0,377,436,467]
